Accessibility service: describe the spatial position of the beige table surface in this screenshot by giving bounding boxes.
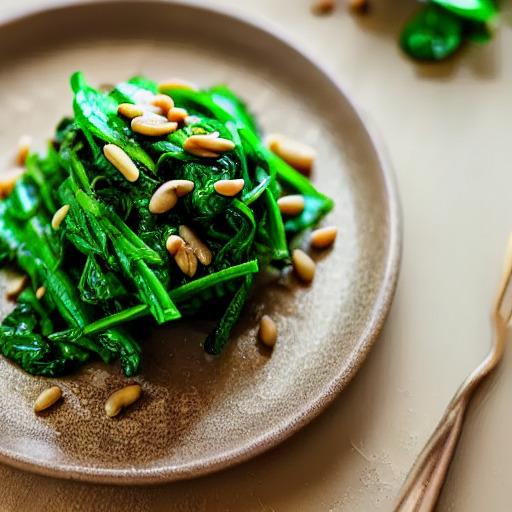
[0,0,511,510]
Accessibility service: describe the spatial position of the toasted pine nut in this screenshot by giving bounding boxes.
[179,225,212,265]
[149,180,195,214]
[17,135,31,165]
[173,180,195,197]
[184,145,219,158]
[34,386,62,413]
[214,179,245,197]
[151,94,174,113]
[184,115,201,126]
[0,167,25,198]
[6,272,28,301]
[51,204,70,230]
[166,235,185,256]
[103,144,140,182]
[166,235,198,276]
[349,0,369,12]
[311,0,335,15]
[175,245,198,277]
[117,103,145,119]
[35,286,46,300]
[131,115,178,136]
[259,315,277,348]
[185,133,235,153]
[158,79,198,92]
[105,384,141,417]
[277,195,305,216]
[267,134,316,176]
[167,107,188,123]
[311,226,337,249]
[292,249,316,282]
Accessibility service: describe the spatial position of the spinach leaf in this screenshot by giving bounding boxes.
[431,0,497,22]
[401,0,498,61]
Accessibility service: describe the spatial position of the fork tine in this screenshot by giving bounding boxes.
[494,232,512,322]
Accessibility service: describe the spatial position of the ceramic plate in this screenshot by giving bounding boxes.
[0,0,400,484]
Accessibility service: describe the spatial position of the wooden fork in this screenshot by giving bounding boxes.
[393,234,512,512]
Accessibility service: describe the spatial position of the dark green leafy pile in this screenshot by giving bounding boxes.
[401,0,498,61]
[0,73,332,377]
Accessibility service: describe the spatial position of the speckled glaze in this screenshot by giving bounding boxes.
[0,0,401,484]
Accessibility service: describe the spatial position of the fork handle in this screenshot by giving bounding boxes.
[393,398,467,512]
[394,315,507,512]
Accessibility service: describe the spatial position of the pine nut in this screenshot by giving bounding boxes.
[267,134,316,176]
[184,115,201,126]
[0,167,25,199]
[131,115,178,136]
[117,103,145,118]
[173,180,195,197]
[103,144,140,182]
[158,79,198,92]
[149,180,195,214]
[277,195,305,216]
[214,179,245,197]
[51,204,70,230]
[5,272,28,301]
[349,0,369,12]
[165,235,198,276]
[311,226,337,249]
[17,135,31,165]
[184,146,219,158]
[105,384,141,417]
[151,94,174,113]
[166,234,185,256]
[179,225,212,265]
[259,315,277,348]
[175,245,198,277]
[167,107,188,123]
[311,0,335,15]
[34,386,62,413]
[185,133,235,153]
[35,286,46,300]
[292,249,316,282]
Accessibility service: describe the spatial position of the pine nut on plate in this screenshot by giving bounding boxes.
[259,315,277,348]
[35,286,46,300]
[174,245,198,277]
[34,386,62,413]
[17,135,31,166]
[214,179,245,196]
[51,204,70,230]
[131,115,178,136]
[292,249,316,282]
[311,226,337,249]
[267,133,316,175]
[277,195,305,216]
[149,180,194,214]
[179,225,212,265]
[151,94,174,113]
[105,384,142,417]
[167,107,188,123]
[0,167,25,199]
[103,144,139,182]
[166,234,185,256]
[117,103,145,119]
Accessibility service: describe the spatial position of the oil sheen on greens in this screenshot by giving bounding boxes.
[401,0,498,61]
[0,73,333,377]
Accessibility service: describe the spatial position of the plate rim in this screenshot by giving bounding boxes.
[0,0,402,484]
